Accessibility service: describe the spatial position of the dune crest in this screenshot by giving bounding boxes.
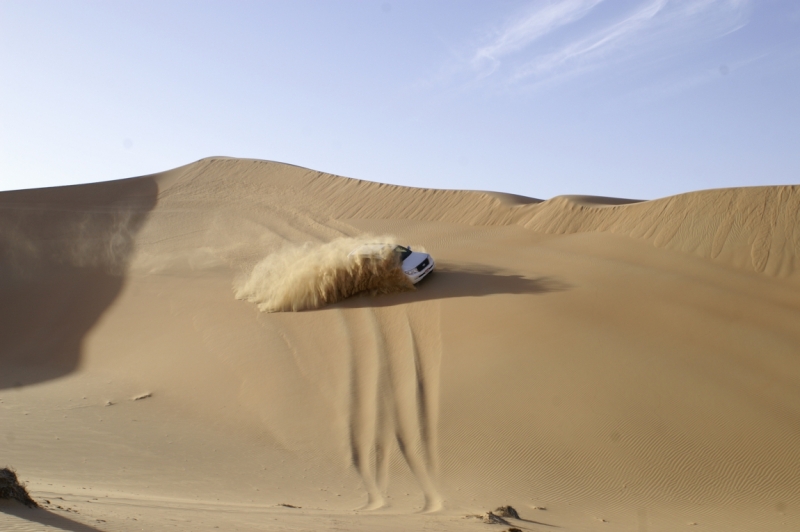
[520,187,800,276]
[154,158,800,279]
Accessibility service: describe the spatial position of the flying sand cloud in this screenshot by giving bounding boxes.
[234,237,414,312]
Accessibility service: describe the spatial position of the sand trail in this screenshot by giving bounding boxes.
[339,303,443,511]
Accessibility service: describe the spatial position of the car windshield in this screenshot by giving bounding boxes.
[394,245,413,261]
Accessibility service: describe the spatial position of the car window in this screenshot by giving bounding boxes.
[394,245,413,261]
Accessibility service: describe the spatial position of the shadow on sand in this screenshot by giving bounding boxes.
[0,501,106,532]
[336,262,569,309]
[0,177,158,390]
[517,516,560,527]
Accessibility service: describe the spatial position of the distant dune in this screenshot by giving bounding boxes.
[2,158,799,531]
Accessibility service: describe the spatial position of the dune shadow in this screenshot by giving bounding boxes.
[517,516,560,527]
[0,501,106,532]
[0,177,158,390]
[336,263,569,309]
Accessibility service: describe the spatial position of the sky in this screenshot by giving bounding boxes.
[1,0,799,200]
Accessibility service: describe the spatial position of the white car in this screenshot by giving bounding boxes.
[349,244,435,284]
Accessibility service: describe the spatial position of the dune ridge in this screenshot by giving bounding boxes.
[153,158,800,279]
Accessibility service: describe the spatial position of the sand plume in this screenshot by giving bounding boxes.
[234,237,415,312]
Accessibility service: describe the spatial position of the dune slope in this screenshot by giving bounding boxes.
[2,157,799,532]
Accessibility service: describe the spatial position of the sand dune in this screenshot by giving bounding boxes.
[2,157,799,531]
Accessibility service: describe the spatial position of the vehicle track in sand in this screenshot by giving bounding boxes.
[340,303,443,511]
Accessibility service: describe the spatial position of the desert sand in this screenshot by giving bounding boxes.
[2,157,799,531]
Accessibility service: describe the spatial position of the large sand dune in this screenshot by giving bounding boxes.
[2,158,799,531]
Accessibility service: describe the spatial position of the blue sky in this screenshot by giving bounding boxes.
[1,0,798,199]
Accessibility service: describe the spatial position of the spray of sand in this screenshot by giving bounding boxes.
[234,237,415,312]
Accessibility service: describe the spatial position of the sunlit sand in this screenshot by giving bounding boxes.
[2,158,799,531]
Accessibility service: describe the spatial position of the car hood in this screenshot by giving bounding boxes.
[402,251,429,272]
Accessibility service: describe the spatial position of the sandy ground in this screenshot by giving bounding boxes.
[2,157,799,531]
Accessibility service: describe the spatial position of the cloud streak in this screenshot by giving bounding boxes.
[472,0,604,74]
[465,0,752,88]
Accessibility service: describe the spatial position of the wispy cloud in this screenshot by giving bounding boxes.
[462,0,752,89]
[472,0,605,75]
[511,0,669,81]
